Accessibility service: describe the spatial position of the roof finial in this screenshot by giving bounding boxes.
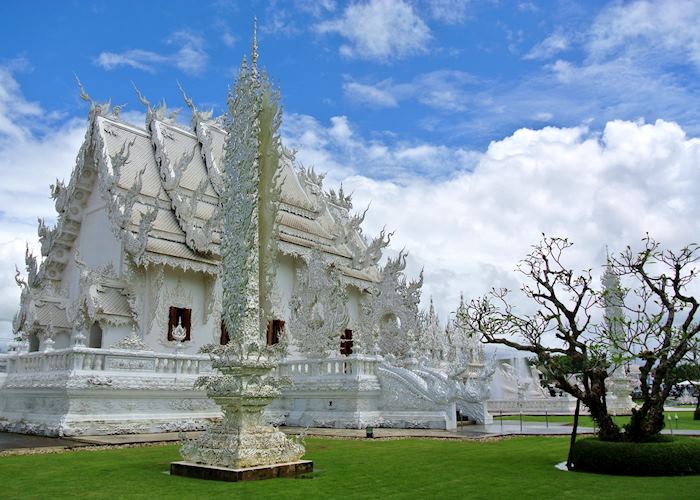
[177,80,194,112]
[74,74,92,105]
[251,17,259,77]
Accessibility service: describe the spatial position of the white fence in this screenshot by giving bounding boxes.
[277,355,381,378]
[2,347,212,376]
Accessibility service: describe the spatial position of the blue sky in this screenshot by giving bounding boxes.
[6,0,700,155]
[2,0,700,343]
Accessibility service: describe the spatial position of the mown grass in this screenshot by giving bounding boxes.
[0,437,698,499]
[494,411,700,430]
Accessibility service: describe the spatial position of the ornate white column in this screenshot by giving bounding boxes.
[177,25,306,474]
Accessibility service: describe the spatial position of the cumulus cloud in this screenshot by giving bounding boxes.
[95,31,209,76]
[283,113,700,321]
[316,0,431,62]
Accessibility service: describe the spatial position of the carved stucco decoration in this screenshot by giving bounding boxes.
[89,111,159,266]
[70,253,137,330]
[354,250,423,357]
[179,83,226,196]
[135,86,220,256]
[288,248,350,357]
[110,327,150,351]
[376,363,451,412]
[153,278,193,348]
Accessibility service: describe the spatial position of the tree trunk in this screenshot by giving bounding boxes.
[566,398,581,470]
[626,401,666,441]
[585,397,621,441]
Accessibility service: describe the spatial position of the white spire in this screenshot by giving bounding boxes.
[251,17,259,77]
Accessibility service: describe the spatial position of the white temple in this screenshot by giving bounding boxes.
[0,39,496,437]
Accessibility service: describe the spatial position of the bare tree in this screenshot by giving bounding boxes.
[608,236,700,439]
[459,236,621,440]
[459,235,700,442]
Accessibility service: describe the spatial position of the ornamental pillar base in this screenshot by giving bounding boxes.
[170,460,313,482]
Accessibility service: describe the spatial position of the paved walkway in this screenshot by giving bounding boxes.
[0,432,90,452]
[1,420,697,454]
[468,420,699,437]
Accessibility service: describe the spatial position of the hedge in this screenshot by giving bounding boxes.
[570,437,700,476]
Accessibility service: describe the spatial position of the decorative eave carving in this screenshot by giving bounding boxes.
[90,114,158,265]
[179,82,226,196]
[135,251,220,275]
[110,328,150,351]
[32,79,123,285]
[73,253,137,328]
[134,86,220,257]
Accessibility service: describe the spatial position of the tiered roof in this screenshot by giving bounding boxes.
[35,82,390,284]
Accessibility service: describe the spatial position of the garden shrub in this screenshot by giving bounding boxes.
[570,437,700,476]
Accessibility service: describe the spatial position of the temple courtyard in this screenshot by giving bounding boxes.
[0,432,698,499]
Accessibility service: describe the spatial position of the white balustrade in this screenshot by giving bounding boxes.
[3,347,212,376]
[278,355,381,379]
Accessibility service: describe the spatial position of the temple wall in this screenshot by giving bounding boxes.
[346,287,362,330]
[80,186,123,272]
[143,268,215,355]
[273,254,297,323]
[62,183,123,303]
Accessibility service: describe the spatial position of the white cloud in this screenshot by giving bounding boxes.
[588,0,700,70]
[344,70,478,111]
[532,111,553,121]
[518,2,538,12]
[295,0,337,17]
[316,0,431,62]
[221,31,237,47]
[95,31,208,76]
[0,65,86,342]
[425,0,471,25]
[343,81,399,108]
[524,31,569,60]
[283,113,478,182]
[283,113,700,320]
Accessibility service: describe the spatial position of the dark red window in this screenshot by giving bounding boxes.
[340,329,353,356]
[220,318,230,345]
[267,319,284,345]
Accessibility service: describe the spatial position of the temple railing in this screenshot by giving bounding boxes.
[277,355,382,378]
[2,350,384,379]
[2,347,212,376]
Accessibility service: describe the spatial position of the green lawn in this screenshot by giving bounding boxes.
[494,411,700,430]
[1,437,698,499]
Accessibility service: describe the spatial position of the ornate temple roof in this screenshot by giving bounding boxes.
[34,85,391,285]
